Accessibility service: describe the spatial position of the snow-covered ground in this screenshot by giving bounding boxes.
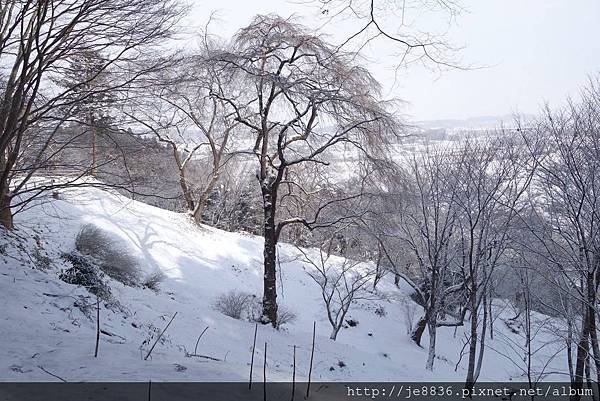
[0,185,567,382]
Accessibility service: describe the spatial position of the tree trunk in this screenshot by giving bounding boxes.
[488,290,494,340]
[0,178,13,230]
[567,316,574,382]
[179,172,195,212]
[261,185,278,328]
[330,327,340,341]
[170,145,196,214]
[0,150,12,230]
[192,172,221,224]
[572,310,590,401]
[585,354,594,401]
[474,293,488,382]
[372,247,384,290]
[524,289,533,392]
[586,273,600,386]
[411,314,428,347]
[464,292,479,389]
[90,113,97,177]
[425,322,436,370]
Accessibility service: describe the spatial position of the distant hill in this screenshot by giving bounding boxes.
[415,114,537,132]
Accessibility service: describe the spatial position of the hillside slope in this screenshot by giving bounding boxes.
[0,185,565,382]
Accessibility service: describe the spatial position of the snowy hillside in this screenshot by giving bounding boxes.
[0,185,565,383]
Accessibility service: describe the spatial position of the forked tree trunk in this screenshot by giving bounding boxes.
[192,172,221,224]
[330,326,341,341]
[329,306,350,341]
[170,146,195,213]
[179,172,195,212]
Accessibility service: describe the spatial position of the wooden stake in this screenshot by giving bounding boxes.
[291,345,296,401]
[144,312,177,360]
[94,296,100,357]
[306,321,316,398]
[194,326,209,355]
[263,342,267,401]
[249,323,258,390]
[37,365,67,382]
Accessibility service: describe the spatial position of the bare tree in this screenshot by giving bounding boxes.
[521,80,600,399]
[363,145,466,370]
[398,146,464,370]
[0,0,184,229]
[55,50,116,177]
[297,238,376,340]
[450,135,534,388]
[488,246,565,389]
[211,15,400,327]
[123,52,238,223]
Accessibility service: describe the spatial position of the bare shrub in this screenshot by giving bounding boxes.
[76,224,110,255]
[75,224,141,286]
[213,290,296,329]
[213,290,253,320]
[246,296,263,323]
[60,251,111,300]
[275,305,297,329]
[245,297,296,329]
[143,271,166,292]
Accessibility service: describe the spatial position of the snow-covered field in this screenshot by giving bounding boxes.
[0,185,567,382]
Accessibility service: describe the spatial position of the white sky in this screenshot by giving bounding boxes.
[185,0,600,122]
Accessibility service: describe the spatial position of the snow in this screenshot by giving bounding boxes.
[0,185,567,382]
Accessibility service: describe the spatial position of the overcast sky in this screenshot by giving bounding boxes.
[186,0,600,122]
